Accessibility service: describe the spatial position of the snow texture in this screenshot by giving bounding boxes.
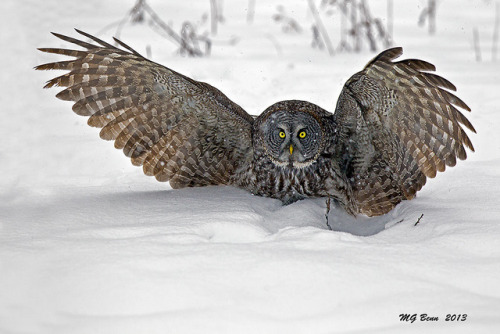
[1,0,499,333]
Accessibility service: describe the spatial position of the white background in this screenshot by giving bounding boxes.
[1,0,499,333]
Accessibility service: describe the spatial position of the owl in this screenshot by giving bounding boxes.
[36,30,475,217]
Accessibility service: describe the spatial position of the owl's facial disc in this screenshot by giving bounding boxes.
[262,110,322,168]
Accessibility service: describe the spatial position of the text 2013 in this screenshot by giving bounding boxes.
[445,314,467,321]
[399,313,467,323]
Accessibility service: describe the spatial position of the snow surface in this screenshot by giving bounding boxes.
[1,0,500,333]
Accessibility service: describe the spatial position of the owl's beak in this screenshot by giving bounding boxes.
[289,144,294,155]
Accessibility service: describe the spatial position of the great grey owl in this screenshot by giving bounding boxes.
[36,30,475,217]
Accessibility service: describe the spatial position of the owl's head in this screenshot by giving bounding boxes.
[253,100,334,168]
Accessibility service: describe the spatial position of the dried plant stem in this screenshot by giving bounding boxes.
[308,0,335,56]
[414,214,424,226]
[427,0,436,34]
[359,0,376,51]
[493,2,500,62]
[387,0,393,46]
[210,0,218,35]
[247,0,256,24]
[95,0,209,57]
[350,1,360,51]
[473,27,482,62]
[418,0,437,35]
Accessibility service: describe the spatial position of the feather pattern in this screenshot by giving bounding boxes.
[36,29,254,187]
[333,47,474,216]
[37,32,474,217]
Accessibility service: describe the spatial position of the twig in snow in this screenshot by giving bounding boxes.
[394,218,404,225]
[210,0,218,35]
[492,2,500,62]
[321,0,390,53]
[325,197,333,230]
[96,0,212,57]
[312,25,325,50]
[308,0,335,56]
[473,27,482,62]
[273,6,303,34]
[418,0,437,35]
[386,0,393,47]
[359,1,377,51]
[209,0,225,36]
[414,214,424,226]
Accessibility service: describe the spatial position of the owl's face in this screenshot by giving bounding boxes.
[256,102,325,168]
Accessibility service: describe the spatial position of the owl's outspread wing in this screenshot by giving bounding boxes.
[36,30,254,188]
[333,47,475,216]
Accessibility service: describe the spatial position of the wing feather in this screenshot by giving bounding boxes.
[334,47,474,216]
[36,30,254,188]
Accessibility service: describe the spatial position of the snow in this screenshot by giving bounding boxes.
[1,0,500,333]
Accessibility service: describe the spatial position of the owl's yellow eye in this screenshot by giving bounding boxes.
[279,131,286,138]
[299,131,307,138]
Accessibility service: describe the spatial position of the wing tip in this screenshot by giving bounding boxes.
[112,36,144,57]
[365,47,403,68]
[381,47,403,59]
[50,31,65,39]
[34,61,46,71]
[42,81,54,89]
